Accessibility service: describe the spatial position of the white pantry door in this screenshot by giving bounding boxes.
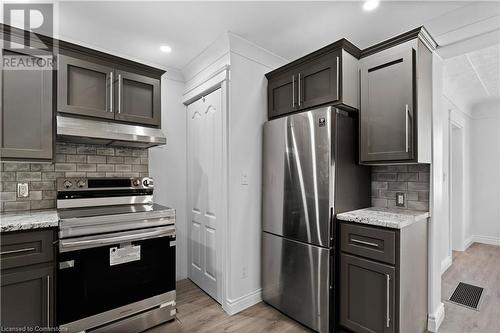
[187,88,222,303]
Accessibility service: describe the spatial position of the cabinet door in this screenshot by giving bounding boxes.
[114,70,160,126]
[298,51,340,110]
[360,45,415,162]
[267,70,297,118]
[1,50,53,160]
[1,265,54,329]
[57,55,114,120]
[340,253,395,333]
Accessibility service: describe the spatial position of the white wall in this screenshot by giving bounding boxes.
[428,53,445,332]
[149,72,188,280]
[451,125,465,250]
[179,32,287,314]
[226,51,272,305]
[470,100,500,245]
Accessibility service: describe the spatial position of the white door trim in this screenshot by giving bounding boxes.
[184,67,229,311]
[449,114,466,254]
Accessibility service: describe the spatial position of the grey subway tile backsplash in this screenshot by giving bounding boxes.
[107,156,124,164]
[0,142,149,212]
[87,155,107,164]
[371,164,430,211]
[66,155,87,163]
[4,201,31,211]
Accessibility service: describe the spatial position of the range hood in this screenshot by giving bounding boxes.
[57,116,166,148]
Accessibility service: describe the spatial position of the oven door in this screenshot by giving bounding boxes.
[57,226,176,327]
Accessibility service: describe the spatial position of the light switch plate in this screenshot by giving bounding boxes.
[396,192,405,207]
[17,183,29,198]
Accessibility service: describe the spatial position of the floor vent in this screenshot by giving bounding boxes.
[449,282,484,310]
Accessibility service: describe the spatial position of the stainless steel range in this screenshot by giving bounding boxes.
[56,177,176,333]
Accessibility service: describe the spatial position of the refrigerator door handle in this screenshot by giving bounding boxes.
[330,207,334,247]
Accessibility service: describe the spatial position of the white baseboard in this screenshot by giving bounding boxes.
[441,255,452,275]
[223,288,262,315]
[464,236,473,250]
[428,302,445,332]
[470,235,500,246]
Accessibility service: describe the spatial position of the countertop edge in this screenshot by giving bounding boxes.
[337,208,430,230]
[0,210,60,233]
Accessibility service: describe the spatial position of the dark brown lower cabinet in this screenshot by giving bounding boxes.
[340,254,395,333]
[0,230,55,330]
[1,266,54,329]
[339,220,428,333]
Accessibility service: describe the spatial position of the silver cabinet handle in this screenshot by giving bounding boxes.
[405,104,409,152]
[386,274,391,328]
[336,56,340,99]
[117,74,122,114]
[47,275,50,327]
[109,71,113,112]
[292,75,295,108]
[298,73,301,107]
[0,247,36,256]
[350,238,378,248]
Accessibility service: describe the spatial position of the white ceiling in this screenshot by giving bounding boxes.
[52,1,500,72]
[444,43,500,111]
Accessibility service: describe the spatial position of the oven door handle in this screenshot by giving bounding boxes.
[59,226,175,252]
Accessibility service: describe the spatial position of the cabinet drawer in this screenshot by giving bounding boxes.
[1,230,54,270]
[340,223,396,265]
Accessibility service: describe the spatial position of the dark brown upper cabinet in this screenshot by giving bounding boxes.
[57,54,162,127]
[114,70,160,126]
[1,48,53,161]
[266,40,361,119]
[298,51,340,110]
[359,28,435,164]
[267,71,297,118]
[58,55,114,120]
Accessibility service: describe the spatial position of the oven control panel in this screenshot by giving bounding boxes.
[57,177,154,191]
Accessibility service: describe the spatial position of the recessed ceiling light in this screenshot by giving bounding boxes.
[160,45,172,53]
[363,0,379,11]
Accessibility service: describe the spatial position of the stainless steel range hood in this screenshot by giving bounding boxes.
[57,116,166,148]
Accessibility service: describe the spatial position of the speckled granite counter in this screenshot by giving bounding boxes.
[337,207,430,229]
[0,210,59,232]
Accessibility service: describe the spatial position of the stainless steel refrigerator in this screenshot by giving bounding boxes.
[262,106,370,333]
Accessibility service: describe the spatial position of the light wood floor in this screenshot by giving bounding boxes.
[439,243,500,333]
[147,243,499,333]
[145,279,312,333]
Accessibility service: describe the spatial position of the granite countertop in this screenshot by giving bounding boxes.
[0,209,59,232]
[337,207,430,229]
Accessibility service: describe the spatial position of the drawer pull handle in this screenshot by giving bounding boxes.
[405,104,410,152]
[0,247,36,256]
[386,274,391,328]
[109,71,113,113]
[298,73,301,106]
[47,275,50,327]
[350,238,378,248]
[336,56,339,99]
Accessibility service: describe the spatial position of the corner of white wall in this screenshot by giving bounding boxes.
[220,34,286,313]
[429,52,445,332]
[149,72,188,281]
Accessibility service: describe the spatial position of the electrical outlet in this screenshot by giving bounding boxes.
[240,173,249,185]
[242,266,247,279]
[17,183,29,198]
[396,192,405,207]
